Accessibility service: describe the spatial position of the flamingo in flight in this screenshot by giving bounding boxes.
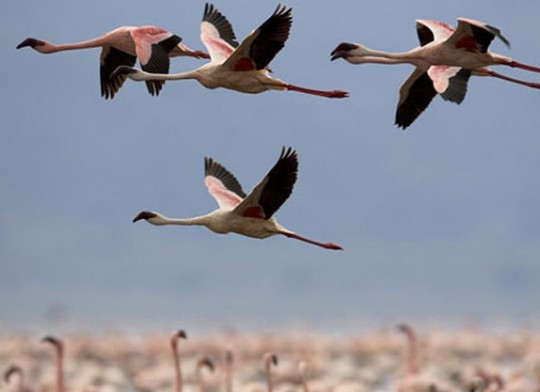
[111,4,348,98]
[16,26,209,99]
[331,18,540,128]
[132,147,342,250]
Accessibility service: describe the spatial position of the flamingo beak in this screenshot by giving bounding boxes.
[132,211,157,223]
[16,37,42,49]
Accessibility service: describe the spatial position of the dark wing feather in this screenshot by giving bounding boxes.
[141,34,182,96]
[439,68,472,104]
[249,5,292,70]
[203,3,239,48]
[258,147,298,218]
[395,71,437,129]
[205,157,246,199]
[416,24,435,46]
[100,47,136,99]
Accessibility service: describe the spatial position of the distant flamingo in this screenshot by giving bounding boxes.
[331,18,540,128]
[17,26,209,98]
[263,353,278,392]
[42,336,65,392]
[111,4,348,98]
[298,361,309,392]
[3,365,34,392]
[171,330,187,392]
[132,147,342,250]
[394,325,451,392]
[196,357,215,392]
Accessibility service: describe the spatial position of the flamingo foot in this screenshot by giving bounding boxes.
[284,83,349,98]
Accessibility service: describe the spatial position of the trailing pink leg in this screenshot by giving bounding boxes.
[488,70,540,89]
[508,60,540,73]
[284,83,349,98]
[281,232,343,250]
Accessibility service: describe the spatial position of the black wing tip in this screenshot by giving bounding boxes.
[280,146,297,161]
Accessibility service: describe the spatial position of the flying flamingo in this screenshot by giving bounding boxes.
[132,147,342,250]
[111,4,348,98]
[17,26,209,99]
[171,330,188,392]
[42,336,65,392]
[331,18,540,128]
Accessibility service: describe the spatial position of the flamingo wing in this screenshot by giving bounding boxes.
[415,19,455,45]
[447,18,510,54]
[429,66,471,103]
[201,3,238,63]
[131,28,182,96]
[395,68,437,129]
[100,46,136,99]
[233,147,297,219]
[204,157,246,210]
[222,4,292,72]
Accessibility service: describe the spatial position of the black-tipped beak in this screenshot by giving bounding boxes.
[133,211,156,223]
[41,336,59,345]
[330,51,345,61]
[178,329,187,339]
[17,37,40,49]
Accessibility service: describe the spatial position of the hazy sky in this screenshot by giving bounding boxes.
[1,0,539,333]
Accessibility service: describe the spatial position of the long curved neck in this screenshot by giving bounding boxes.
[39,37,106,53]
[55,344,65,392]
[265,359,274,392]
[171,340,182,392]
[402,329,420,375]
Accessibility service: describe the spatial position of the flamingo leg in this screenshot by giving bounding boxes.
[282,83,349,98]
[281,232,343,250]
[488,70,540,89]
[508,60,540,73]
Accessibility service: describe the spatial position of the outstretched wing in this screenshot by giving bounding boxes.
[233,147,297,219]
[395,68,437,129]
[100,46,136,99]
[222,5,292,72]
[132,28,183,96]
[415,19,455,46]
[204,157,246,210]
[447,18,510,54]
[201,3,238,63]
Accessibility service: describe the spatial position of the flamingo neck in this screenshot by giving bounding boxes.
[39,37,106,53]
[171,341,182,392]
[150,214,209,227]
[55,345,65,392]
[136,69,199,82]
[265,361,274,392]
[280,231,342,250]
[346,56,412,66]
[196,366,207,392]
[403,330,420,375]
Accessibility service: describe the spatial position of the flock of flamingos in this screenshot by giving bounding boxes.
[10,3,540,391]
[3,325,540,391]
[15,2,540,250]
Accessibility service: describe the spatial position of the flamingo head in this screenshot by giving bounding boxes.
[264,352,278,366]
[41,336,64,354]
[4,366,23,384]
[198,357,215,372]
[171,329,187,348]
[132,211,166,225]
[16,37,47,51]
[331,42,371,61]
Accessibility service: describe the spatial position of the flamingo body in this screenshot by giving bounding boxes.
[112,4,348,98]
[17,26,208,99]
[133,147,342,250]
